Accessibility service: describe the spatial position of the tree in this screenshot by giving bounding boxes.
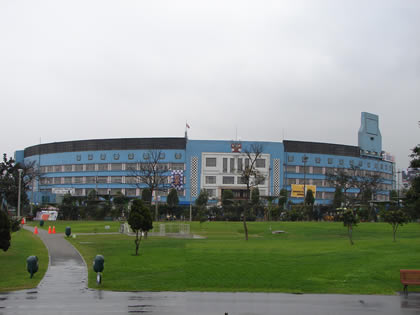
[342,209,359,245]
[326,166,382,209]
[0,154,36,213]
[404,145,420,218]
[128,150,170,221]
[112,191,129,219]
[381,209,409,242]
[278,188,288,210]
[195,190,208,225]
[409,145,420,168]
[141,188,152,204]
[240,144,265,241]
[304,189,315,220]
[0,210,11,251]
[128,199,153,256]
[60,193,79,220]
[332,187,344,209]
[167,188,179,218]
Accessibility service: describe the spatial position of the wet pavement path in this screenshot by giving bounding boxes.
[2,226,420,314]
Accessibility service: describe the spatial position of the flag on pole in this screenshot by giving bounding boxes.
[186,122,190,129]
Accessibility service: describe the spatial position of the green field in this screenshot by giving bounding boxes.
[0,229,49,291]
[66,221,420,294]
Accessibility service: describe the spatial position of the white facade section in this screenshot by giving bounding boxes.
[201,152,271,199]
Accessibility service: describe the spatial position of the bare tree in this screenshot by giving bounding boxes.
[127,150,170,221]
[240,144,265,241]
[326,166,383,210]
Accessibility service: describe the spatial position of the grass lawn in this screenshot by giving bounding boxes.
[0,229,48,291]
[67,221,420,294]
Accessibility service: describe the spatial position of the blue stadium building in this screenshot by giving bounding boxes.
[15,112,395,206]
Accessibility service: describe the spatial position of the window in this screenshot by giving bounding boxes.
[350,160,354,166]
[74,164,83,172]
[245,158,250,169]
[159,152,165,160]
[315,157,321,164]
[223,158,228,172]
[85,177,95,184]
[256,159,266,168]
[328,158,333,164]
[76,155,81,161]
[170,163,184,170]
[100,154,106,160]
[88,154,93,160]
[111,163,122,171]
[206,157,217,167]
[288,155,294,162]
[312,167,323,174]
[287,178,297,185]
[237,158,243,171]
[143,153,150,160]
[286,165,297,173]
[128,153,135,160]
[97,176,108,183]
[85,164,95,171]
[64,177,72,184]
[367,162,371,168]
[223,176,235,184]
[380,164,383,170]
[74,177,83,184]
[205,176,216,184]
[114,154,120,160]
[98,164,108,171]
[230,158,235,173]
[111,176,122,183]
[237,176,246,184]
[126,176,137,184]
[339,159,344,166]
[64,165,72,172]
[75,189,84,196]
[126,163,137,171]
[175,153,182,159]
[125,188,137,196]
[97,188,108,195]
[302,156,308,163]
[54,165,62,172]
[53,177,62,184]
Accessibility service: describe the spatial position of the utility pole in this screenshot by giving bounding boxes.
[303,155,308,200]
[17,169,23,218]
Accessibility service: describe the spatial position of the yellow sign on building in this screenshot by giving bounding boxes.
[291,184,317,198]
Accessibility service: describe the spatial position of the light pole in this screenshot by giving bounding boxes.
[17,169,23,218]
[303,155,308,200]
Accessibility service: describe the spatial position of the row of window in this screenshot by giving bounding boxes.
[40,188,185,197]
[287,155,391,171]
[286,178,393,190]
[40,163,185,173]
[285,166,393,180]
[40,176,183,185]
[205,157,266,169]
[74,152,183,162]
[204,175,265,185]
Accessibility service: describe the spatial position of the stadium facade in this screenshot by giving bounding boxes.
[15,112,395,206]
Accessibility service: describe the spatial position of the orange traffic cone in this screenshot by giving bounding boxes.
[21,218,25,224]
[48,226,51,234]
[52,226,56,234]
[34,226,38,235]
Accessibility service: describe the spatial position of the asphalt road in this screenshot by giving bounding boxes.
[1,225,420,315]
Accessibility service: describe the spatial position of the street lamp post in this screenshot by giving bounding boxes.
[303,155,308,200]
[17,169,23,218]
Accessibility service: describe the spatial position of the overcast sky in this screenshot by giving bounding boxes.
[1,0,419,170]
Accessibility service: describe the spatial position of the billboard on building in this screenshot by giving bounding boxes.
[291,184,317,198]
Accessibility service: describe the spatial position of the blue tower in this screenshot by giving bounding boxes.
[358,112,382,157]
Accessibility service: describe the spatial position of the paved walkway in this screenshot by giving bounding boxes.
[1,226,420,314]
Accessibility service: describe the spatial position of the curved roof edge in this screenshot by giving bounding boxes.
[24,137,187,157]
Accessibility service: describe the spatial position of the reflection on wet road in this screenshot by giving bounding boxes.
[1,227,420,314]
